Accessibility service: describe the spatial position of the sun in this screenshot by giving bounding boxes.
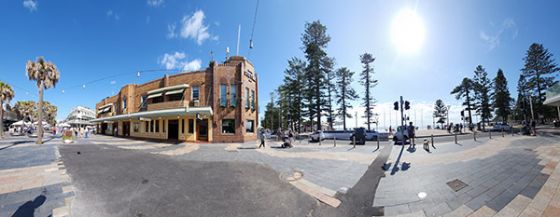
[391,8,426,54]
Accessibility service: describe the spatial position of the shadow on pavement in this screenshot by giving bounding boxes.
[12,194,47,217]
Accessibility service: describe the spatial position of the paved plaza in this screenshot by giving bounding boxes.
[0,129,559,216]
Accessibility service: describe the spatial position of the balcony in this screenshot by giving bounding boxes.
[147,100,187,111]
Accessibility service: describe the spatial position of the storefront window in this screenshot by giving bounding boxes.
[222,119,235,134]
[188,119,194,134]
[246,120,254,133]
[230,84,236,107]
[192,86,200,100]
[220,84,227,107]
[155,120,160,132]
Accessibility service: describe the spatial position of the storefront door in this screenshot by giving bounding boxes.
[196,119,208,141]
[168,120,179,140]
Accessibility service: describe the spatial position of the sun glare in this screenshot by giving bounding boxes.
[391,8,426,54]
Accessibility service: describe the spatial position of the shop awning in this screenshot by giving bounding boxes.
[147,93,163,99]
[97,106,112,114]
[91,106,213,123]
[147,84,189,95]
[165,89,184,95]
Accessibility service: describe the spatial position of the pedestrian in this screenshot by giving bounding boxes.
[258,130,265,148]
[408,122,416,148]
[459,123,463,133]
[85,127,89,138]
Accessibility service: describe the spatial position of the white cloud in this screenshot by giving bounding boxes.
[110,80,116,85]
[159,52,202,71]
[167,23,177,38]
[480,18,518,50]
[147,0,164,7]
[23,0,38,12]
[167,10,216,45]
[106,10,120,21]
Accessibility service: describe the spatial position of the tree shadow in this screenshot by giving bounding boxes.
[12,194,47,217]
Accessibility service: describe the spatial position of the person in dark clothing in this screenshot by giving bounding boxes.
[408,122,416,148]
[531,120,537,136]
[258,130,266,148]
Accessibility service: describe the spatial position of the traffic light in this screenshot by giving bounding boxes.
[404,101,410,110]
[460,110,465,117]
[393,101,399,111]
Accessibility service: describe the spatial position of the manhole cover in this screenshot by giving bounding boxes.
[447,179,468,192]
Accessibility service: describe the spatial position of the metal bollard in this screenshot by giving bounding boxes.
[502,128,504,137]
[454,134,458,144]
[431,134,434,147]
[474,131,477,141]
[489,130,492,139]
[377,135,380,149]
[334,136,336,147]
[353,136,356,148]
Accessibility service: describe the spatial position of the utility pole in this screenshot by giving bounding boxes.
[355,111,358,129]
[400,96,405,127]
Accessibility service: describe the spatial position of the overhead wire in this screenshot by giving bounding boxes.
[247,0,260,57]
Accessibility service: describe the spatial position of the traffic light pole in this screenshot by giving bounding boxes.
[400,96,405,128]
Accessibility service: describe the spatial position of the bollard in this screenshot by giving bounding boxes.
[454,134,458,144]
[353,136,356,148]
[431,134,434,148]
[489,130,492,139]
[377,135,380,149]
[502,128,505,137]
[474,131,477,141]
[334,136,336,147]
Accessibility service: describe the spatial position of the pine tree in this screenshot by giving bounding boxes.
[301,20,331,131]
[451,77,475,124]
[492,69,512,123]
[359,52,378,130]
[282,57,306,132]
[521,43,560,121]
[335,67,358,130]
[472,65,493,128]
[514,74,530,121]
[433,99,448,128]
[323,57,336,130]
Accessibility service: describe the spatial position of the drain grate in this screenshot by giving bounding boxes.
[447,179,468,192]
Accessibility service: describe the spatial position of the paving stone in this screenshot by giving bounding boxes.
[465,193,492,211]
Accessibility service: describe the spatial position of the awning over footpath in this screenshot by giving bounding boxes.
[91,106,213,123]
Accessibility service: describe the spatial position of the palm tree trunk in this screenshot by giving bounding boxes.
[0,100,4,138]
[37,81,44,144]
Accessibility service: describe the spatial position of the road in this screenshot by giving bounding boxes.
[60,144,327,217]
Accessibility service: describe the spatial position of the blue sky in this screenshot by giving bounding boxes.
[1,0,559,129]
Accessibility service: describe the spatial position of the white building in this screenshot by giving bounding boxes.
[64,106,95,127]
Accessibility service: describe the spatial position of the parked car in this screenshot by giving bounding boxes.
[309,130,326,142]
[392,126,409,145]
[492,122,511,131]
[350,128,367,145]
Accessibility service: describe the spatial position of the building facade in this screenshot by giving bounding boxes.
[92,56,259,143]
[64,106,95,127]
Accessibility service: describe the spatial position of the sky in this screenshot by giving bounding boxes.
[1,0,560,130]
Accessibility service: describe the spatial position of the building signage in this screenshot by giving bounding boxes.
[244,70,255,82]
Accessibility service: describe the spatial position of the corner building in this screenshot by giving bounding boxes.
[92,56,258,143]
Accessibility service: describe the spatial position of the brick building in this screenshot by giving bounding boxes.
[91,56,258,143]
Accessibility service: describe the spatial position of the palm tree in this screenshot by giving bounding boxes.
[14,100,36,122]
[0,81,15,138]
[26,57,60,144]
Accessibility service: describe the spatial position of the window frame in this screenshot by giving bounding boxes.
[251,90,255,111]
[220,84,227,107]
[221,119,236,134]
[188,119,194,134]
[246,120,254,133]
[230,84,237,107]
[245,87,250,108]
[192,86,200,101]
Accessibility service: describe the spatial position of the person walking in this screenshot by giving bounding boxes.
[258,130,266,148]
[408,122,416,149]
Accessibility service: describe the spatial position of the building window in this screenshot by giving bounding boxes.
[192,86,200,100]
[251,90,255,110]
[220,84,227,107]
[155,120,160,132]
[152,96,164,104]
[145,121,149,133]
[245,87,250,108]
[246,120,254,133]
[122,98,127,109]
[230,84,236,107]
[181,119,185,134]
[151,120,155,132]
[221,119,235,134]
[168,93,183,101]
[188,119,194,134]
[140,95,147,108]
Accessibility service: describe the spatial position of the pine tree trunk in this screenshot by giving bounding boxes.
[37,81,44,144]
